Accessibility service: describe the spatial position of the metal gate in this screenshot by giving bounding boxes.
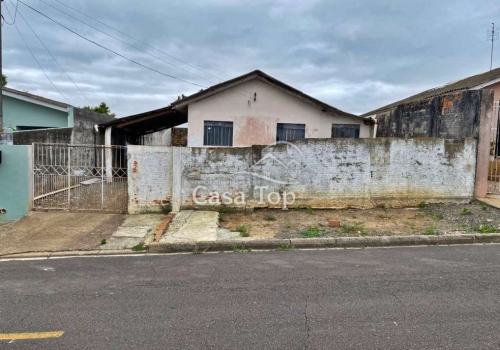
[33,143,128,212]
[488,101,500,193]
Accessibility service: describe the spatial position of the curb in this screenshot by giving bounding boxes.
[148,234,500,253]
[0,249,138,260]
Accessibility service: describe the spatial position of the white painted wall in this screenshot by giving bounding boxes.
[186,78,370,147]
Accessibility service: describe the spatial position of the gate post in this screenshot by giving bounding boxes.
[105,126,113,183]
[475,90,494,198]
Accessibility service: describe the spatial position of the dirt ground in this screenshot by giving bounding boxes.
[0,212,125,255]
[219,202,500,239]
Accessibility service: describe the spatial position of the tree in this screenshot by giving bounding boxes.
[2,74,7,87]
[83,102,116,117]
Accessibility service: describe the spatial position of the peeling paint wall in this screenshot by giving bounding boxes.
[127,146,172,214]
[187,78,371,147]
[128,138,478,212]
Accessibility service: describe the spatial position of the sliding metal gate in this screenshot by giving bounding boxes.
[488,101,500,194]
[33,143,128,212]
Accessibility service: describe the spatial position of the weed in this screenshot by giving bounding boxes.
[232,244,252,252]
[417,202,427,210]
[429,212,444,220]
[236,225,250,237]
[264,214,276,221]
[471,225,500,234]
[276,243,295,251]
[132,243,146,252]
[219,213,225,222]
[408,222,416,230]
[461,208,472,215]
[192,248,202,255]
[377,203,388,212]
[284,221,292,229]
[160,203,172,214]
[100,239,106,245]
[306,206,314,215]
[422,226,437,235]
[376,214,390,219]
[340,222,367,235]
[482,205,489,211]
[300,226,322,238]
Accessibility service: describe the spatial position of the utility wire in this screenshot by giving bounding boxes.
[18,1,209,89]
[9,11,70,103]
[52,0,225,83]
[37,0,253,99]
[2,0,19,25]
[11,3,93,104]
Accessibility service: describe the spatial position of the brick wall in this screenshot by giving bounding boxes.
[127,138,477,213]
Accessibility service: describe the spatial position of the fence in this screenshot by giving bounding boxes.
[488,101,500,193]
[33,143,128,212]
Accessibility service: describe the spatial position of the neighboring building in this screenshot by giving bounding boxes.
[362,67,500,142]
[101,70,375,148]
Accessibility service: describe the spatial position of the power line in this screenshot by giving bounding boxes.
[37,0,253,99]
[2,0,18,25]
[18,1,209,89]
[9,9,69,103]
[51,0,225,83]
[10,2,93,104]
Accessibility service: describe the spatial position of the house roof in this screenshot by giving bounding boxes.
[99,106,187,135]
[171,70,371,121]
[2,87,71,109]
[362,67,500,116]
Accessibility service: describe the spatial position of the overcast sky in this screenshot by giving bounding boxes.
[2,0,500,117]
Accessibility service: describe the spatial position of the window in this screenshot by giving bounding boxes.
[204,121,233,146]
[276,123,306,142]
[331,124,360,138]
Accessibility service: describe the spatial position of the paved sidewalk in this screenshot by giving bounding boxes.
[160,211,218,242]
[0,212,125,256]
[477,195,500,210]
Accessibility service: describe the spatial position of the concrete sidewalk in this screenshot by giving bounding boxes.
[160,210,219,243]
[0,212,125,256]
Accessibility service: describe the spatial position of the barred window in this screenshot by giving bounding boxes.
[276,123,306,142]
[331,124,360,138]
[204,121,233,146]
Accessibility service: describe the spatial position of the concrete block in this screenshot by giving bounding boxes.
[328,219,341,227]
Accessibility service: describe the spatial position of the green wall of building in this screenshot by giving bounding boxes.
[0,145,31,221]
[2,95,69,130]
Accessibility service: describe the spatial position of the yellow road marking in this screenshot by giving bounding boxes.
[0,331,64,341]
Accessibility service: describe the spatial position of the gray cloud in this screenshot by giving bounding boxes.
[2,0,499,117]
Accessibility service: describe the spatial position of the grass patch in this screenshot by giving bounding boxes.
[236,225,250,237]
[461,208,472,215]
[276,243,295,251]
[100,239,106,245]
[232,244,251,252]
[131,243,146,252]
[300,226,322,238]
[422,226,438,235]
[264,214,276,221]
[417,202,427,210]
[160,203,172,214]
[339,222,367,235]
[482,205,489,211]
[470,225,500,234]
[284,221,292,230]
[306,206,314,215]
[429,212,444,220]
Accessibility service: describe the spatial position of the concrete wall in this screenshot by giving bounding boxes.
[128,138,477,213]
[72,107,114,145]
[0,145,32,221]
[374,90,486,142]
[2,95,68,131]
[127,146,172,214]
[187,78,370,147]
[13,127,72,145]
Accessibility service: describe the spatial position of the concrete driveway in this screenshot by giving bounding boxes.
[0,212,125,256]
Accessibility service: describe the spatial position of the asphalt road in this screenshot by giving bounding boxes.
[1,245,500,349]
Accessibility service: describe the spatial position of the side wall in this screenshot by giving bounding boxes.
[72,107,114,145]
[128,138,477,213]
[13,127,72,145]
[127,146,172,214]
[187,78,370,147]
[374,90,484,141]
[0,145,32,221]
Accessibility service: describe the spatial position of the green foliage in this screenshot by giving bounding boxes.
[276,243,295,251]
[306,206,314,215]
[417,202,427,210]
[482,205,488,211]
[131,243,146,251]
[300,226,321,238]
[192,248,202,255]
[2,74,7,87]
[160,203,172,215]
[83,102,116,117]
[461,208,472,216]
[100,239,106,245]
[236,225,250,237]
[429,212,444,220]
[264,214,276,221]
[232,244,251,252]
[422,226,437,235]
[471,225,500,234]
[340,222,367,235]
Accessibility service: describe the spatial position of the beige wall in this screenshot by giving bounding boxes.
[186,78,370,147]
[482,81,500,102]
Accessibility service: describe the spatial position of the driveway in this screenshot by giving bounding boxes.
[0,212,125,256]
